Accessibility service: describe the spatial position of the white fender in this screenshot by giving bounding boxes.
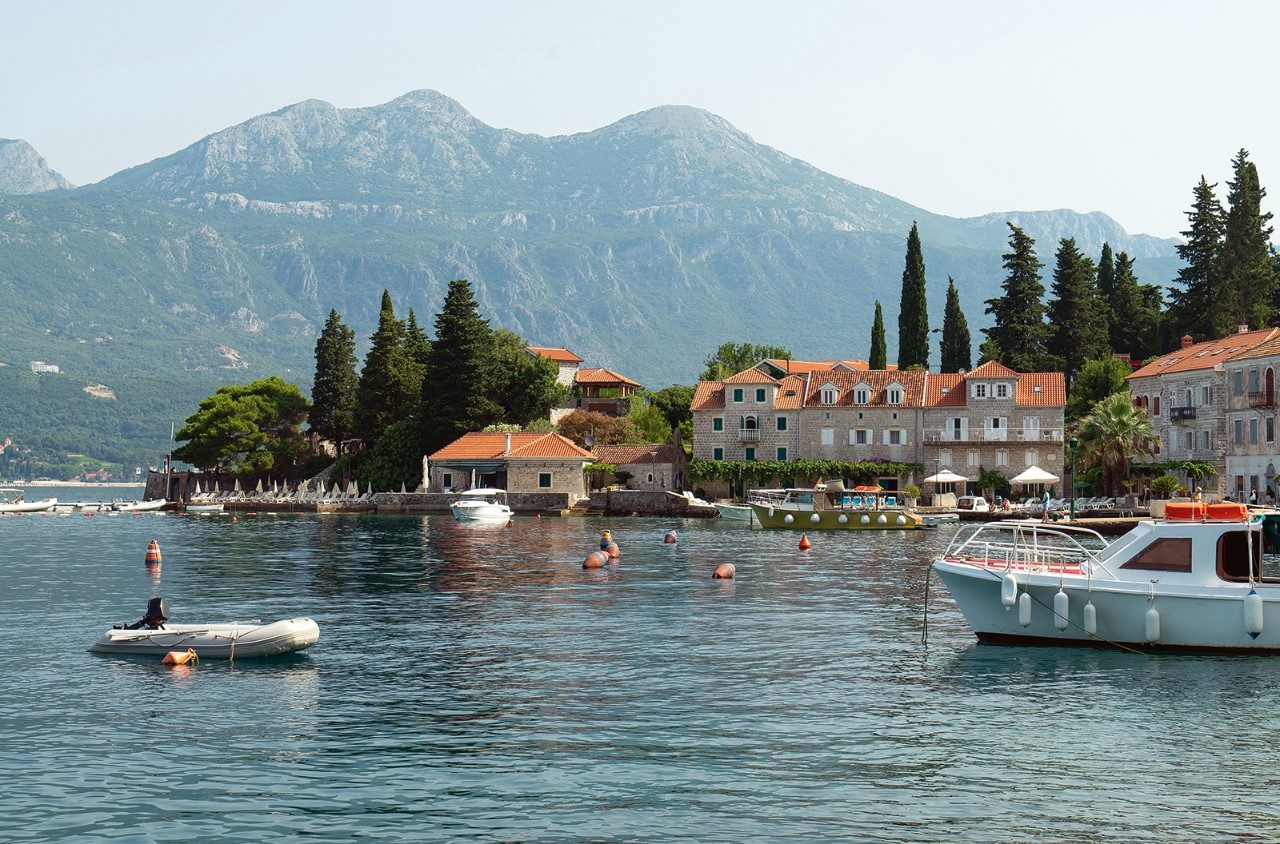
[1245,589,1264,639]
[1001,573,1018,609]
[1082,601,1097,635]
[1053,589,1070,631]
[783,513,793,524]
[810,513,820,524]
[1018,591,1032,627]
[1145,607,1160,643]
[837,514,848,524]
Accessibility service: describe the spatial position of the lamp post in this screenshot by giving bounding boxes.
[1068,435,1079,521]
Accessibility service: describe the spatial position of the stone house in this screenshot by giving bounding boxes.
[426,432,593,502]
[528,346,582,387]
[591,443,686,491]
[1128,328,1279,496]
[1220,334,1280,499]
[690,358,1066,499]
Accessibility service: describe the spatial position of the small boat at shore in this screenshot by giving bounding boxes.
[451,488,512,523]
[714,502,755,523]
[750,481,925,530]
[90,599,319,659]
[0,489,56,514]
[185,503,226,514]
[932,502,1280,653]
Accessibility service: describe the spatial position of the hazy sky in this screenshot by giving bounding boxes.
[3,0,1275,237]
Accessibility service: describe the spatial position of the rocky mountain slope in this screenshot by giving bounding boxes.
[0,91,1181,468]
[0,139,73,195]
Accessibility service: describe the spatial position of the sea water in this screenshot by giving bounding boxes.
[2,504,1279,841]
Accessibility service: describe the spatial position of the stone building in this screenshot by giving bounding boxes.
[690,358,1065,498]
[1220,334,1280,499]
[1128,327,1279,496]
[591,443,686,491]
[426,432,593,502]
[528,346,582,387]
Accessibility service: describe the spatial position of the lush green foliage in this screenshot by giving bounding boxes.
[869,301,887,370]
[1219,149,1277,331]
[310,309,359,451]
[418,280,502,454]
[1076,392,1159,495]
[355,418,423,492]
[649,385,694,432]
[984,223,1049,372]
[1108,251,1165,359]
[1168,176,1226,341]
[1066,356,1132,420]
[939,278,971,373]
[1128,459,1218,480]
[977,466,1012,498]
[173,376,310,473]
[1151,475,1182,498]
[483,329,567,429]
[897,222,929,369]
[556,410,641,447]
[355,291,422,445]
[686,458,921,486]
[699,342,791,381]
[1046,238,1108,382]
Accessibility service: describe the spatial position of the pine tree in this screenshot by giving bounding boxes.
[419,279,503,455]
[1220,149,1277,331]
[897,222,930,369]
[1096,243,1117,347]
[869,301,887,369]
[939,277,972,373]
[1168,176,1225,341]
[405,308,432,370]
[309,309,359,454]
[1110,252,1164,360]
[354,290,420,444]
[1046,238,1108,382]
[984,223,1049,372]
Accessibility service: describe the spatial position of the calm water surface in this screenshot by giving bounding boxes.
[3,493,1280,841]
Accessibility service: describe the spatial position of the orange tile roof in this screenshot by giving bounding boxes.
[965,360,1019,379]
[922,369,1064,408]
[592,444,682,465]
[529,346,583,364]
[1016,373,1067,406]
[1129,329,1279,379]
[575,367,642,388]
[691,381,725,411]
[924,373,966,407]
[774,375,806,409]
[429,432,593,461]
[724,369,781,385]
[804,370,927,406]
[1226,332,1280,363]
[760,358,896,375]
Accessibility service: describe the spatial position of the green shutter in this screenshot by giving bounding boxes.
[777,447,787,461]
[777,416,787,431]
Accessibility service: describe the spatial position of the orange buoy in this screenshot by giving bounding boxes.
[605,541,620,559]
[583,550,609,569]
[161,648,198,666]
[144,539,162,565]
[664,531,677,544]
[799,533,812,551]
[713,563,736,579]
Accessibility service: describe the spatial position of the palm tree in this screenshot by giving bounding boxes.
[1076,392,1159,495]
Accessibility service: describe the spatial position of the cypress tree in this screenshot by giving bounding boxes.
[939,277,972,373]
[869,301,887,370]
[405,308,432,369]
[1046,238,1109,383]
[984,223,1049,372]
[1220,149,1277,331]
[419,279,503,455]
[897,222,930,369]
[355,290,419,445]
[1096,243,1117,347]
[1168,176,1226,341]
[309,309,359,454]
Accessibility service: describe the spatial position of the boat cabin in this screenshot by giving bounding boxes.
[753,482,906,512]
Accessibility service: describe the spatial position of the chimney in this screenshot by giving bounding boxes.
[504,433,511,455]
[1181,334,1194,349]
[1239,324,1250,335]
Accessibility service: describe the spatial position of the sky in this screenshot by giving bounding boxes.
[2,0,1276,238]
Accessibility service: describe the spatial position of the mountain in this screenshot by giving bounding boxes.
[0,91,1181,472]
[0,139,73,195]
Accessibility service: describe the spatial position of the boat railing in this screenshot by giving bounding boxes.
[942,520,1116,577]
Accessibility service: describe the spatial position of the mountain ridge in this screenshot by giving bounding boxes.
[0,139,73,195]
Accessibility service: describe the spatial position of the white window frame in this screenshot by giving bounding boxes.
[995,383,1008,398]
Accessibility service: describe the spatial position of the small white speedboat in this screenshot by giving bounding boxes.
[111,499,167,513]
[450,488,512,524]
[90,616,319,659]
[186,503,225,514]
[0,489,56,514]
[714,502,755,523]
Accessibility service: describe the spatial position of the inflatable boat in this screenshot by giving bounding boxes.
[89,599,318,658]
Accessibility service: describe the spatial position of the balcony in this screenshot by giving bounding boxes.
[1249,391,1275,409]
[923,429,1064,444]
[738,427,761,442]
[1170,406,1197,421]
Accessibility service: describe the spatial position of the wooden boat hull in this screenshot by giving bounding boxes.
[750,504,925,530]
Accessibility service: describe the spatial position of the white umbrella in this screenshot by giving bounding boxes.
[1011,465,1060,484]
[923,470,969,484]
[233,478,242,493]
[254,479,263,494]
[400,482,407,494]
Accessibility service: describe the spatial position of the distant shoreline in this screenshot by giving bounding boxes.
[8,481,144,488]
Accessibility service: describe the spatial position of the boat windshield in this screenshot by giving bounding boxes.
[942,521,1111,572]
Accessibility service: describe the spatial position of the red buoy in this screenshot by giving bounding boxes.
[799,533,812,551]
[605,541,620,559]
[713,563,736,579]
[144,539,162,565]
[583,550,609,569]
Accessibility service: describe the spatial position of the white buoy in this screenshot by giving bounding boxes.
[896,515,906,525]
[1001,573,1018,609]
[1245,589,1264,639]
[783,513,794,524]
[1018,592,1032,627]
[860,515,870,525]
[837,514,848,524]
[810,513,820,524]
[1053,589,1069,631]
[877,514,888,525]
[1083,601,1097,635]
[1145,606,1160,643]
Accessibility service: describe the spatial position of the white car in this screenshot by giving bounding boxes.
[956,495,991,513]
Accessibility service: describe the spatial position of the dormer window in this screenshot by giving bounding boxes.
[886,383,903,404]
[853,382,871,405]
[819,382,838,405]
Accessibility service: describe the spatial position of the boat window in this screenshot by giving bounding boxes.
[1217,531,1263,581]
[1119,538,1192,572]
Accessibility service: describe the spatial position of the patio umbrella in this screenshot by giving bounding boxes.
[923,470,969,484]
[1011,465,1060,484]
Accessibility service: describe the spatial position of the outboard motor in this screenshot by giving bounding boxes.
[115,597,170,630]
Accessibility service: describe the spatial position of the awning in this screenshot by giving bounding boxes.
[1010,465,1060,484]
[923,470,969,484]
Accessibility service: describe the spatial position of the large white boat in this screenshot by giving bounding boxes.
[450,488,513,523]
[0,489,56,514]
[932,502,1280,653]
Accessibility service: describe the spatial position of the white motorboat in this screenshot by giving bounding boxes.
[450,488,512,523]
[186,503,225,514]
[111,498,167,513]
[714,502,755,523]
[89,599,319,658]
[0,489,56,514]
[932,502,1280,653]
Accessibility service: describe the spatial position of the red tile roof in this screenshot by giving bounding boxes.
[429,432,593,461]
[1016,373,1067,406]
[724,368,780,385]
[1129,329,1279,379]
[690,381,725,411]
[774,375,806,409]
[922,370,1065,407]
[924,374,966,407]
[528,346,583,364]
[804,370,927,406]
[965,360,1019,379]
[592,444,682,465]
[575,367,642,388]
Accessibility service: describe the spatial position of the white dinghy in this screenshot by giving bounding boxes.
[0,489,56,514]
[89,599,318,659]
